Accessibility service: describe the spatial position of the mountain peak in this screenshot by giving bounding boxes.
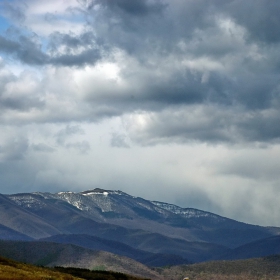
[79,188,127,196]
[80,188,110,196]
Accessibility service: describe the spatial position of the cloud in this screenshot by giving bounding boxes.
[1,0,279,143]
[0,32,48,65]
[96,0,167,17]
[65,141,90,154]
[110,132,130,148]
[0,35,20,53]
[31,143,55,153]
[0,1,26,23]
[0,32,102,66]
[123,104,280,146]
[0,136,29,162]
[227,0,280,43]
[55,125,85,145]
[0,0,280,227]
[216,146,280,182]
[0,70,45,112]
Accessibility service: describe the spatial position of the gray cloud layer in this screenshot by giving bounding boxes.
[0,0,279,144]
[0,0,280,226]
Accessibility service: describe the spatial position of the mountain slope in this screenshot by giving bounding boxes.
[218,235,280,260]
[0,193,227,263]
[2,188,280,264]
[45,221,227,262]
[40,234,190,267]
[53,189,280,247]
[0,224,32,241]
[8,189,278,248]
[152,200,278,248]
[0,255,82,280]
[0,194,61,239]
[0,240,162,279]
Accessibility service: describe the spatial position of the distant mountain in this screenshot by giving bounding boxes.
[7,189,278,246]
[0,240,162,279]
[0,188,279,265]
[0,194,60,239]
[151,200,278,248]
[3,191,227,262]
[40,234,190,267]
[0,224,32,241]
[217,235,280,260]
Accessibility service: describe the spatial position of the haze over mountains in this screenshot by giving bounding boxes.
[0,188,280,274]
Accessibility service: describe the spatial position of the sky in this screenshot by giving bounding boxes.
[0,0,280,226]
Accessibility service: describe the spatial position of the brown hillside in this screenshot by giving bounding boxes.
[0,256,82,280]
[160,255,280,280]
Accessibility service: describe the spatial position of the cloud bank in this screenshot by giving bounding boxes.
[0,0,280,226]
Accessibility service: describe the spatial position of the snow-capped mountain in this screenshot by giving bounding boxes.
[51,189,232,230]
[8,188,232,236]
[1,188,280,264]
[7,188,279,244]
[152,201,226,220]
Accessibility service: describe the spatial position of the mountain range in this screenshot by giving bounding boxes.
[0,188,280,275]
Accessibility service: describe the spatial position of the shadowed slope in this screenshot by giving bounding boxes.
[0,240,162,279]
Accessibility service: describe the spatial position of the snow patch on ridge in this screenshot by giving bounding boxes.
[58,191,74,195]
[9,194,46,209]
[152,201,226,220]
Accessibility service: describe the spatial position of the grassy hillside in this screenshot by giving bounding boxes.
[0,256,82,280]
[0,240,162,279]
[160,255,280,280]
[55,267,151,280]
[0,255,151,280]
[2,252,280,280]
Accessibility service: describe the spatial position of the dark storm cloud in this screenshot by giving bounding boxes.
[49,32,95,49]
[227,0,280,43]
[86,0,229,58]
[96,0,167,16]
[237,110,280,143]
[48,31,102,66]
[0,36,19,52]
[1,0,280,145]
[85,0,171,57]
[82,1,280,101]
[0,32,102,66]
[49,48,101,66]
[0,34,47,65]
[0,96,44,111]
[84,68,209,111]
[125,104,280,146]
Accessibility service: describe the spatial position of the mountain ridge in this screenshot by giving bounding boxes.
[0,240,162,279]
[1,188,280,265]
